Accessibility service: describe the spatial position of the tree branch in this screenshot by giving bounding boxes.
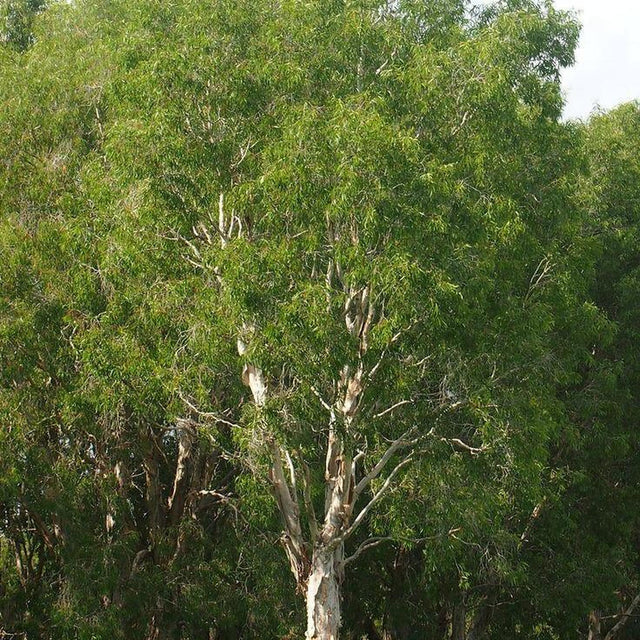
[373,399,412,420]
[343,536,394,566]
[353,427,417,502]
[443,437,486,456]
[299,457,319,544]
[604,593,640,640]
[337,453,414,545]
[178,393,241,428]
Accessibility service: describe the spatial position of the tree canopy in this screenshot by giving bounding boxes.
[0,1,638,639]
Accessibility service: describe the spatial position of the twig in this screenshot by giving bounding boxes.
[374,399,412,419]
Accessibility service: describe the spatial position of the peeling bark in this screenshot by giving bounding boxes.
[168,419,195,527]
[270,441,309,586]
[306,545,343,640]
[588,610,602,640]
[230,247,419,640]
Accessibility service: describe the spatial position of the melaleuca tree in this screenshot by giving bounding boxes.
[0,7,109,632]
[97,1,590,637]
[563,102,640,640]
[453,103,640,640]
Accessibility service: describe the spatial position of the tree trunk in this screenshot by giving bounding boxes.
[588,610,602,640]
[306,544,343,640]
[451,600,466,640]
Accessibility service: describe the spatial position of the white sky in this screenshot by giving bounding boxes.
[552,0,640,120]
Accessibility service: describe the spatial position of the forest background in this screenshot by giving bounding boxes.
[0,1,639,639]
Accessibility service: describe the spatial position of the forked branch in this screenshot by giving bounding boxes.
[353,426,418,502]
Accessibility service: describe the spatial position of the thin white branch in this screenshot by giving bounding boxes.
[185,256,205,270]
[218,192,226,247]
[443,437,486,456]
[390,319,418,345]
[604,593,640,640]
[338,453,414,545]
[375,59,389,75]
[343,536,393,566]
[198,490,232,502]
[352,449,366,470]
[193,222,212,245]
[284,449,298,502]
[353,427,417,502]
[519,498,547,548]
[310,386,333,413]
[367,348,387,381]
[178,394,241,428]
[181,235,202,260]
[374,399,412,420]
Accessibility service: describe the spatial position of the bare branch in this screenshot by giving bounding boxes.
[218,192,226,247]
[518,498,547,548]
[367,348,388,381]
[185,256,205,270]
[178,393,241,428]
[230,138,256,168]
[284,449,298,503]
[269,441,308,584]
[325,260,334,311]
[338,453,414,545]
[181,234,202,260]
[198,490,233,501]
[373,399,412,420]
[353,427,417,502]
[604,593,640,640]
[524,255,554,305]
[390,319,418,345]
[310,385,333,413]
[359,286,375,353]
[343,536,394,566]
[443,437,486,456]
[352,448,366,471]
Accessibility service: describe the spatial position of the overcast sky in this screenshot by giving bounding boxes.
[552,0,640,120]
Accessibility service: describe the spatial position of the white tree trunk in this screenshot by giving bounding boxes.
[306,544,343,640]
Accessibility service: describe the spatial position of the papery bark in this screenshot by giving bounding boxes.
[306,545,343,640]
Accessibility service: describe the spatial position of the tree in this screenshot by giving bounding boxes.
[139,1,582,636]
[569,102,640,640]
[0,3,273,638]
[5,1,633,639]
[1,0,46,50]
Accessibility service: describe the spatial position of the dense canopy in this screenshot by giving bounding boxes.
[0,0,638,639]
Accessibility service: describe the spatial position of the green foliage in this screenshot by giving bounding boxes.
[1,0,45,50]
[0,1,638,638]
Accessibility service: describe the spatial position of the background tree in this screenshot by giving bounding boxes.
[0,2,293,638]
[1,0,46,50]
